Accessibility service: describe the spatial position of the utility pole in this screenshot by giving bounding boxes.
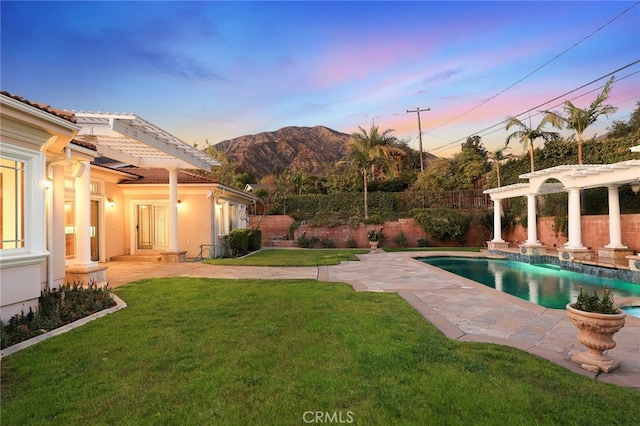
[406,107,430,172]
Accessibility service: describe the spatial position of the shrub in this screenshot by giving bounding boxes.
[417,238,430,247]
[248,229,262,251]
[394,232,408,247]
[297,232,319,248]
[346,236,357,248]
[320,233,335,248]
[1,281,116,349]
[228,229,250,257]
[363,214,385,225]
[412,208,471,243]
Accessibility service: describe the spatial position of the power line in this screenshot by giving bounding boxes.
[429,61,640,153]
[428,2,639,134]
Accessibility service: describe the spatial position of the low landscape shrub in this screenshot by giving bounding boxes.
[1,281,115,349]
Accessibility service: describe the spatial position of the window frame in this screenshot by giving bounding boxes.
[0,143,47,266]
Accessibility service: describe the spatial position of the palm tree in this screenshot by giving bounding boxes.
[505,115,559,173]
[347,124,400,218]
[489,147,507,187]
[543,76,618,165]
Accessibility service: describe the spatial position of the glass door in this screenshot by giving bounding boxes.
[136,203,168,251]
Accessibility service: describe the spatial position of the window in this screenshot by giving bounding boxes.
[0,143,46,260]
[0,158,25,249]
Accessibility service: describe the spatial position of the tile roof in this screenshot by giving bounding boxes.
[118,167,219,184]
[71,139,97,151]
[0,91,77,123]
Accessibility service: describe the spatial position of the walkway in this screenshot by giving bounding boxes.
[103,250,640,391]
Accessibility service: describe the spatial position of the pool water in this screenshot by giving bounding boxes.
[419,256,640,316]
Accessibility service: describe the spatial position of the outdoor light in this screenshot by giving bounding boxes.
[107,197,115,207]
[631,182,640,195]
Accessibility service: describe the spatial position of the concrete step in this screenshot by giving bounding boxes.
[264,240,297,248]
[110,254,162,262]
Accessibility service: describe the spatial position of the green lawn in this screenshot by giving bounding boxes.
[204,249,368,266]
[2,278,638,425]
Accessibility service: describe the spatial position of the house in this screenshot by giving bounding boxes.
[0,93,255,323]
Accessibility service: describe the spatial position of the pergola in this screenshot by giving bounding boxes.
[484,148,640,267]
[73,112,220,258]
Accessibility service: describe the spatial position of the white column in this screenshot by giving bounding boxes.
[525,193,539,245]
[51,164,66,287]
[168,168,179,252]
[73,160,96,267]
[566,188,585,249]
[492,198,504,242]
[605,185,626,249]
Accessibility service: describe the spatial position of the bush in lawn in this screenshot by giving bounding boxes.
[228,229,250,257]
[248,229,262,251]
[1,281,116,349]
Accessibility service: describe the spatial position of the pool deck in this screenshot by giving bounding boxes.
[103,250,640,391]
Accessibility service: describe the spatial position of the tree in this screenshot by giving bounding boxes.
[505,115,559,173]
[489,147,507,187]
[544,76,618,165]
[456,136,490,188]
[608,101,640,138]
[346,124,400,218]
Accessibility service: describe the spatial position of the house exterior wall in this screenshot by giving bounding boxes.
[0,95,79,323]
[117,184,254,259]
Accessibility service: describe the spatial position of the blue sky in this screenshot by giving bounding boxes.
[2,1,639,157]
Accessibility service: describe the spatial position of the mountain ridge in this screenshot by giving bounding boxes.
[213,125,351,180]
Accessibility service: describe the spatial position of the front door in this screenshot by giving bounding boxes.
[136,203,168,251]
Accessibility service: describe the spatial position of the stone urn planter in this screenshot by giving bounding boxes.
[566,287,627,373]
[369,240,379,252]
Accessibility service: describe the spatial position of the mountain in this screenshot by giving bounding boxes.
[213,126,351,180]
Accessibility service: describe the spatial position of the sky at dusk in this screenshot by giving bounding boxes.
[2,1,639,157]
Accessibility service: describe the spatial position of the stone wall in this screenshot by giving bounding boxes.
[253,213,639,252]
[251,215,487,248]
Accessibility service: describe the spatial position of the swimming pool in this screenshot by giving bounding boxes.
[419,256,640,316]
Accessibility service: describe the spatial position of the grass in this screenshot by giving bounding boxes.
[2,278,639,425]
[204,249,368,266]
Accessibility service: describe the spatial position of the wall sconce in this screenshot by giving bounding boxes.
[44,178,53,190]
[107,197,115,208]
[631,182,640,195]
[177,200,182,208]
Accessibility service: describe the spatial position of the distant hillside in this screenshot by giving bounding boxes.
[213,126,350,180]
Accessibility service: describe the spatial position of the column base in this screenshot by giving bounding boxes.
[598,247,634,260]
[626,255,640,272]
[518,244,546,256]
[487,241,509,251]
[65,264,109,287]
[161,250,187,263]
[558,248,592,262]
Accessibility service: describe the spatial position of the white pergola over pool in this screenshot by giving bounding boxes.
[484,146,640,271]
